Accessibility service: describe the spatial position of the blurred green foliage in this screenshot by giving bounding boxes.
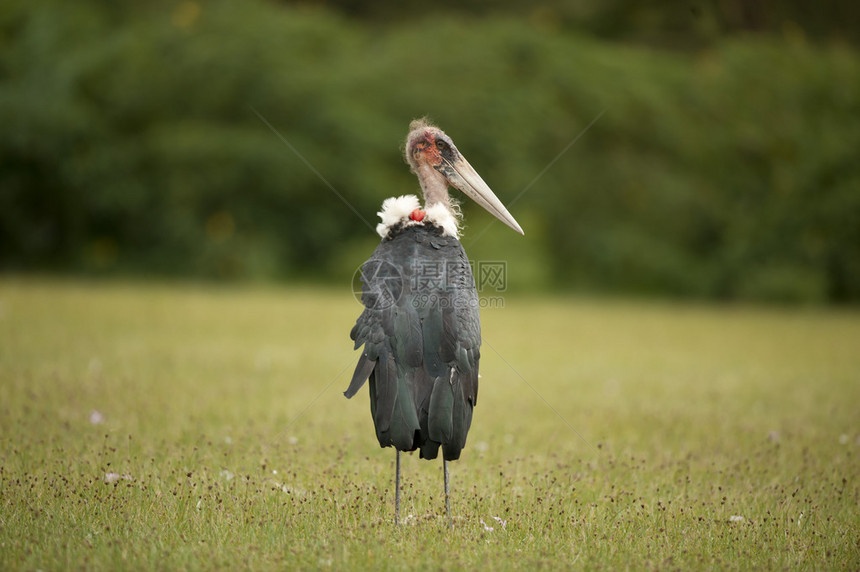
[1,0,859,302]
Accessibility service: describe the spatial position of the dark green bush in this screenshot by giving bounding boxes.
[1,0,858,302]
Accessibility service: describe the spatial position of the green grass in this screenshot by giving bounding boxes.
[1,278,858,570]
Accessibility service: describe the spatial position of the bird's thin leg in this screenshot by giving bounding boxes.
[444,459,452,528]
[395,450,401,526]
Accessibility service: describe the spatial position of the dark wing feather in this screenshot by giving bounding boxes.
[344,353,375,398]
[420,306,445,377]
[427,374,454,443]
[393,303,422,367]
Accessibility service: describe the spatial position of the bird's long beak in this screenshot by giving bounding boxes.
[439,156,524,235]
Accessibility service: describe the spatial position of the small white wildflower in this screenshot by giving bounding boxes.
[220,470,234,481]
[89,410,105,425]
[275,482,306,496]
[480,519,493,532]
[492,516,507,528]
[272,470,278,475]
[224,436,232,444]
[729,515,745,523]
[196,499,202,510]
[797,512,804,526]
[288,436,299,445]
[121,474,133,481]
[104,472,120,484]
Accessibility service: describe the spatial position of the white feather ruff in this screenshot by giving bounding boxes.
[375,195,461,239]
[424,203,460,238]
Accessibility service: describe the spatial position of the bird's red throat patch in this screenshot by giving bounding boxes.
[409,209,426,222]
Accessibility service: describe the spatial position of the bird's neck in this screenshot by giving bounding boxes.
[415,163,451,209]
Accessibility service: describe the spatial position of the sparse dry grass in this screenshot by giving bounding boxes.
[1,278,858,570]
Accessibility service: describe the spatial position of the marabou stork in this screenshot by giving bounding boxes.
[345,119,523,526]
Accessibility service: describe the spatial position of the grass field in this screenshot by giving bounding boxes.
[1,278,858,570]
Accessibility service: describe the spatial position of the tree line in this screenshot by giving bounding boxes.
[1,0,858,302]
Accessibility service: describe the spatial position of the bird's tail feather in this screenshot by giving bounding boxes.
[387,365,421,451]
